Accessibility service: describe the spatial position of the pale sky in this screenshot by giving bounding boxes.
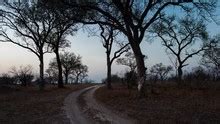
[0,2,219,82]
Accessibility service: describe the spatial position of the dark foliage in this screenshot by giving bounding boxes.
[0,73,15,86]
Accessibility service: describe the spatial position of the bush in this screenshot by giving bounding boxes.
[102,74,123,84]
[0,73,15,85]
[123,71,137,89]
[183,66,211,89]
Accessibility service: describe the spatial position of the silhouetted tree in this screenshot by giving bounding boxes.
[61,52,82,84]
[47,52,83,84]
[0,2,56,90]
[98,24,129,89]
[150,63,173,81]
[64,0,217,97]
[72,64,88,84]
[201,34,220,80]
[42,1,81,88]
[151,16,209,83]
[10,65,34,86]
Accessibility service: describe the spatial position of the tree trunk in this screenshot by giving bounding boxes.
[177,66,183,84]
[65,71,68,84]
[75,74,79,84]
[106,55,112,89]
[39,54,44,90]
[131,42,146,98]
[55,50,64,88]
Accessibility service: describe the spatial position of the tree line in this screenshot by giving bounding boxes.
[0,51,90,86]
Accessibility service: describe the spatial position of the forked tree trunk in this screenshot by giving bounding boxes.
[55,50,64,88]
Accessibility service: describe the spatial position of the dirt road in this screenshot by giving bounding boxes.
[63,85,135,124]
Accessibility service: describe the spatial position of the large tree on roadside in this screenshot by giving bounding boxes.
[46,9,77,88]
[150,16,209,82]
[40,0,85,88]
[0,2,56,90]
[64,0,217,97]
[98,24,129,89]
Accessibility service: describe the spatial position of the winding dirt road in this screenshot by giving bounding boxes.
[63,85,135,124]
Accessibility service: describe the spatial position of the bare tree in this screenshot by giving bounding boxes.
[150,63,173,81]
[201,34,220,79]
[0,2,56,90]
[150,16,209,83]
[64,0,217,97]
[99,24,129,89]
[10,65,34,86]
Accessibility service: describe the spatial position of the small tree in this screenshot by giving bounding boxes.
[10,65,34,86]
[150,63,173,81]
[201,35,220,80]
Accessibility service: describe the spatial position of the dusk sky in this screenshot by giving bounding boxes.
[0,2,219,82]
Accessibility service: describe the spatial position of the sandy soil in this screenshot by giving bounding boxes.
[63,86,93,124]
[64,85,135,124]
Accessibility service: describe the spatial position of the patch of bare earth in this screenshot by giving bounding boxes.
[0,84,94,124]
[78,88,110,124]
[95,84,220,124]
[78,86,134,124]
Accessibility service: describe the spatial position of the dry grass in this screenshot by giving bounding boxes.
[0,84,93,124]
[95,84,220,124]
